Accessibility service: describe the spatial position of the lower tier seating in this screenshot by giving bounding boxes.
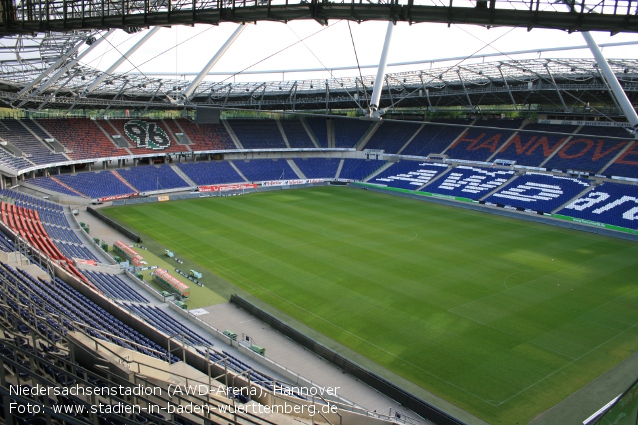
[484,173,591,213]
[558,182,638,230]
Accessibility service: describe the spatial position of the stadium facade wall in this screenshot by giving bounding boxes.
[230,294,469,425]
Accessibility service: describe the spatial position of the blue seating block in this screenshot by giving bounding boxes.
[558,182,638,229]
[485,173,590,213]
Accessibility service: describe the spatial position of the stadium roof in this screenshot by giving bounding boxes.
[0,18,636,117]
[2,0,637,35]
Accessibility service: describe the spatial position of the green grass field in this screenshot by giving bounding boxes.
[104,186,638,424]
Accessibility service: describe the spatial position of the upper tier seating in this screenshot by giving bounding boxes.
[338,158,386,181]
[37,118,129,160]
[558,182,638,230]
[0,146,33,171]
[484,173,591,213]
[228,119,287,149]
[22,118,53,140]
[363,121,422,154]
[543,126,633,174]
[292,158,341,179]
[232,159,299,182]
[116,164,190,192]
[492,124,578,167]
[106,119,189,154]
[333,117,372,148]
[54,171,136,199]
[422,166,514,200]
[399,120,469,157]
[604,142,638,178]
[305,118,329,147]
[279,120,315,148]
[0,120,68,165]
[443,120,521,162]
[176,161,245,185]
[370,161,449,190]
[174,118,236,151]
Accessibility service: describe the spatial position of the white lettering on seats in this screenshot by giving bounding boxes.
[563,192,610,211]
[591,196,638,214]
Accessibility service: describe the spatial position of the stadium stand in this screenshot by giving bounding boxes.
[339,158,387,181]
[305,117,329,147]
[0,261,178,362]
[116,164,190,192]
[0,202,91,282]
[56,241,99,262]
[543,126,633,173]
[558,182,638,229]
[228,119,287,149]
[126,304,212,347]
[162,117,186,142]
[484,173,591,213]
[0,120,68,165]
[362,121,422,154]
[21,118,54,141]
[334,117,372,148]
[3,189,98,261]
[176,161,245,185]
[232,159,298,182]
[423,166,515,199]
[492,124,578,167]
[399,120,469,157]
[0,146,33,171]
[54,171,136,199]
[174,118,237,151]
[443,120,521,162]
[37,118,130,160]
[605,141,638,178]
[83,269,149,303]
[279,119,316,148]
[25,176,85,197]
[369,161,449,190]
[292,158,341,179]
[0,232,14,252]
[107,119,189,154]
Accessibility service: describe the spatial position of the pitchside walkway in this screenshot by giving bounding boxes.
[201,302,454,425]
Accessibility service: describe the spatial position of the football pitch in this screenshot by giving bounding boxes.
[104,186,638,424]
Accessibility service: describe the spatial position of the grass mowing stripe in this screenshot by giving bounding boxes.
[103,186,638,424]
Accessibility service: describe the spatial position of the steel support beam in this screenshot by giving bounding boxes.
[182,24,246,102]
[583,32,638,134]
[544,64,569,113]
[18,29,116,108]
[498,65,518,111]
[83,27,161,95]
[15,37,86,99]
[4,3,638,36]
[458,71,474,111]
[370,21,394,118]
